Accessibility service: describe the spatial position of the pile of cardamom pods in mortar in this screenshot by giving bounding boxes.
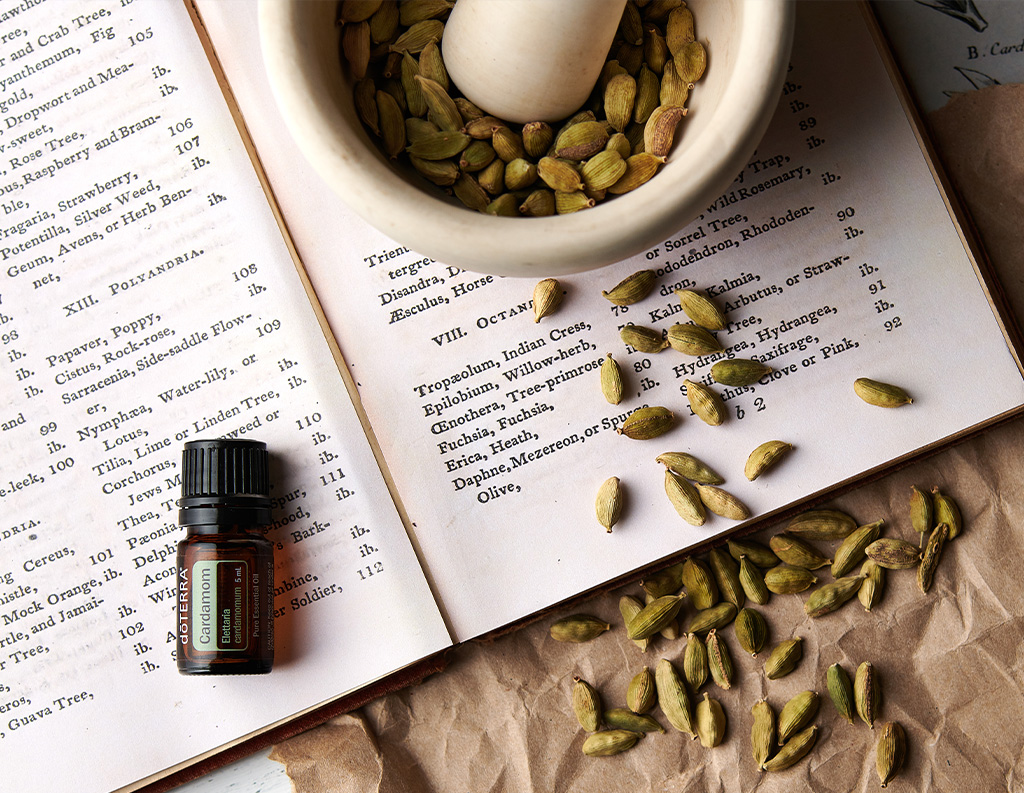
[337,0,707,216]
[550,491,962,786]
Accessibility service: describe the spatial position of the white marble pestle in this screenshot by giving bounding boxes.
[441,0,630,124]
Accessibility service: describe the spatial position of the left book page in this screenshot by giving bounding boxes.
[0,3,452,793]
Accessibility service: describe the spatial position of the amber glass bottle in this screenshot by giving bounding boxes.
[176,439,274,675]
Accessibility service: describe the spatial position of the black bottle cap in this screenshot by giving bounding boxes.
[179,439,271,526]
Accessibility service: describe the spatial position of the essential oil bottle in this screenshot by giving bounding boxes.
[176,439,275,675]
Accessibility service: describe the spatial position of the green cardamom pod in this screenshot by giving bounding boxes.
[686,601,737,636]
[684,379,726,426]
[627,666,656,713]
[738,555,771,605]
[602,269,657,305]
[549,614,610,643]
[675,288,726,330]
[571,675,602,732]
[827,662,855,724]
[554,120,611,160]
[600,353,625,405]
[532,277,562,323]
[708,548,745,610]
[785,508,858,540]
[762,725,818,772]
[855,661,881,729]
[617,406,674,440]
[618,594,650,653]
[619,323,668,353]
[681,557,718,610]
[853,377,913,407]
[705,629,733,690]
[751,699,776,769]
[696,484,751,521]
[804,575,866,618]
[764,637,803,680]
[777,690,820,744]
[865,538,922,569]
[655,658,696,738]
[627,594,684,640]
[918,522,949,593]
[769,533,831,570]
[728,538,779,568]
[909,484,933,534]
[595,476,624,533]
[683,632,708,691]
[744,440,793,481]
[876,721,906,787]
[931,486,962,539]
[710,358,771,387]
[581,729,642,756]
[664,470,705,526]
[656,452,723,484]
[517,188,554,217]
[764,563,817,595]
[733,607,768,657]
[858,558,885,611]
[640,562,684,598]
[695,692,726,748]
[831,519,884,578]
[603,707,664,734]
[666,322,723,356]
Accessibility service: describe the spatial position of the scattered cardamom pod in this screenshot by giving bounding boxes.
[686,601,737,636]
[827,662,856,724]
[804,575,866,618]
[683,632,709,690]
[738,555,771,605]
[697,484,751,521]
[932,486,962,539]
[865,537,922,569]
[550,614,610,643]
[909,484,933,534]
[627,593,684,640]
[710,358,772,387]
[764,637,803,680]
[666,322,723,356]
[728,538,779,569]
[595,476,624,533]
[778,690,820,745]
[643,103,687,158]
[683,378,727,426]
[705,628,733,690]
[582,729,642,756]
[603,707,664,733]
[681,557,718,610]
[640,561,684,598]
[602,269,657,305]
[831,519,883,578]
[733,607,768,657]
[627,666,656,713]
[619,324,669,353]
[600,353,625,405]
[744,440,793,481]
[617,405,674,439]
[858,558,885,611]
[785,508,858,540]
[675,288,726,330]
[876,721,906,787]
[572,675,602,732]
[664,470,706,526]
[854,377,913,407]
[696,692,726,748]
[917,522,949,593]
[655,658,696,737]
[708,548,745,610]
[751,699,776,769]
[769,533,831,570]
[618,594,650,652]
[532,277,562,323]
[855,661,881,729]
[762,725,818,772]
[764,563,818,595]
[656,451,723,484]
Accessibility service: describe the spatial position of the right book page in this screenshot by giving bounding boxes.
[198,1,1024,642]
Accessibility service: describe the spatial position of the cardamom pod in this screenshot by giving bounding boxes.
[399,1,452,27]
[778,690,820,744]
[627,666,656,713]
[804,575,866,618]
[554,120,611,160]
[537,156,584,193]
[607,152,664,194]
[876,721,906,787]
[605,131,633,159]
[604,73,637,132]
[518,188,554,217]
[762,725,818,772]
[683,632,708,690]
[617,406,674,440]
[620,324,668,353]
[603,707,664,733]
[454,96,484,123]
[858,558,885,611]
[684,379,726,426]
[338,0,383,24]
[831,519,883,578]
[655,658,696,737]
[643,104,687,158]
[451,172,489,212]
[463,115,505,139]
[492,126,526,162]
[708,547,745,610]
[582,150,628,192]
[705,628,733,690]
[405,116,440,143]
[932,486,962,540]
[418,40,448,90]
[675,288,725,330]
[751,699,776,769]
[409,155,459,186]
[855,661,881,728]
[656,451,723,484]
[554,190,596,215]
[697,484,751,521]
[853,377,913,407]
[659,57,691,107]
[909,484,933,534]
[681,557,718,610]
[785,508,858,540]
[665,6,695,56]
[686,601,737,636]
[354,78,379,135]
[696,692,726,748]
[711,358,771,387]
[368,0,398,40]
[647,590,681,640]
[595,476,624,533]
[764,637,803,680]
[485,193,519,218]
[341,20,371,80]
[600,354,625,405]
[400,51,426,117]
[503,157,537,191]
[917,522,949,593]
[572,675,602,732]
[550,614,610,643]
[763,563,817,595]
[415,75,461,131]
[521,120,554,158]
[667,323,723,356]
[728,538,779,569]
[532,278,562,323]
[827,662,855,724]
[664,470,706,526]
[618,594,650,652]
[375,89,407,159]
[865,538,922,569]
[738,555,771,605]
[769,533,831,570]
[405,129,470,160]
[674,39,707,84]
[627,593,684,640]
[744,440,793,481]
[581,729,641,756]
[733,607,768,657]
[602,269,657,305]
[634,64,661,124]
[640,561,685,598]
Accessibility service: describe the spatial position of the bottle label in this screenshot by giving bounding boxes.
[191,559,251,652]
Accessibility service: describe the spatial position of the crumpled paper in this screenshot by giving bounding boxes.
[269,84,1024,793]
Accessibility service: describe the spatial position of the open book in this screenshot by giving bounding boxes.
[2,2,1021,792]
